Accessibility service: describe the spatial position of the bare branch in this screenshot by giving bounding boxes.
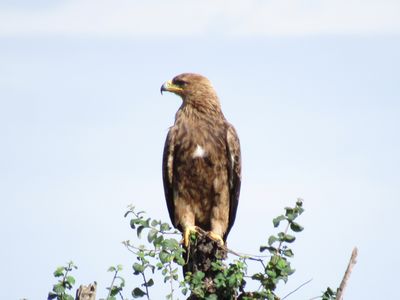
[75,282,97,300]
[282,278,313,299]
[336,247,358,300]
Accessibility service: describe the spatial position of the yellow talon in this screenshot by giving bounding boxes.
[183,226,198,247]
[207,231,224,246]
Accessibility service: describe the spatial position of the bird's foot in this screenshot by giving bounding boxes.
[182,225,199,247]
[207,231,224,246]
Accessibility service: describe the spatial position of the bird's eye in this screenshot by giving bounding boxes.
[174,79,187,86]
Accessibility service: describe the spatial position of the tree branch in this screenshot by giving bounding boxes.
[282,278,313,299]
[75,282,97,300]
[336,247,358,300]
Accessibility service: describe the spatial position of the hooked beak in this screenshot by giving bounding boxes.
[160,80,183,95]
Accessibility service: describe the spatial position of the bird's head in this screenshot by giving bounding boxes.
[161,73,220,110]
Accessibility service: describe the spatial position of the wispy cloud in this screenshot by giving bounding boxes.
[1,0,399,37]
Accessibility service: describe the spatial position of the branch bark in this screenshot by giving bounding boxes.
[336,247,358,300]
[75,282,97,300]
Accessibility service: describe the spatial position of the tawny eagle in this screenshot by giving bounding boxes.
[161,73,241,247]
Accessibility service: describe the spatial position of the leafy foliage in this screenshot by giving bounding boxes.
[182,259,247,299]
[104,265,125,300]
[251,199,304,299]
[321,287,337,300]
[47,261,77,300]
[123,206,185,299]
[48,199,342,299]
[122,199,305,299]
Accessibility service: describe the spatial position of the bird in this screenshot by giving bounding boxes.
[160,73,241,249]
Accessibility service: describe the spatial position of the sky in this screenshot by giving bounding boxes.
[1,1,400,299]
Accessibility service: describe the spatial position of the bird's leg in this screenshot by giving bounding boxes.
[207,231,224,246]
[182,225,199,247]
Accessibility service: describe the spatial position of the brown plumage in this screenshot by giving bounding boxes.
[161,73,241,250]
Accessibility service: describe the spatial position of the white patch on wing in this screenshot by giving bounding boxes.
[192,144,206,158]
[167,152,173,183]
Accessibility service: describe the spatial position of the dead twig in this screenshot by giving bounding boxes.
[75,282,96,300]
[336,247,358,300]
[282,278,313,299]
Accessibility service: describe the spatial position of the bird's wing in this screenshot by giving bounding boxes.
[224,124,241,240]
[162,128,176,226]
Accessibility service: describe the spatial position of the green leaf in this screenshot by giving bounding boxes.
[130,219,136,229]
[296,198,303,207]
[283,249,294,257]
[175,255,185,266]
[284,207,294,215]
[67,261,77,270]
[283,234,296,243]
[47,292,57,300]
[66,275,75,286]
[271,254,280,263]
[53,267,64,277]
[251,273,264,281]
[162,238,179,250]
[53,283,65,294]
[290,222,304,232]
[266,269,277,278]
[151,219,159,227]
[260,245,277,254]
[132,263,144,274]
[154,235,164,246]
[143,218,151,227]
[147,228,158,243]
[159,251,171,263]
[267,293,276,300]
[137,225,145,238]
[272,215,286,227]
[110,286,120,297]
[132,287,146,298]
[145,278,154,287]
[322,286,337,300]
[286,213,295,222]
[107,266,116,272]
[189,232,197,242]
[211,261,223,272]
[276,258,288,270]
[124,209,132,217]
[160,222,171,231]
[268,235,278,246]
[193,271,205,283]
[281,274,289,283]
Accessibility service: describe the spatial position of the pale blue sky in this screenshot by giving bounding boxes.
[1,1,400,299]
